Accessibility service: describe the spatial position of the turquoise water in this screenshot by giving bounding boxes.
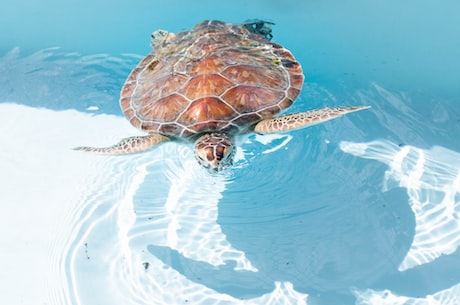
[1,1,460,305]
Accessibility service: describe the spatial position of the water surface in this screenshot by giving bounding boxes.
[1,1,459,304]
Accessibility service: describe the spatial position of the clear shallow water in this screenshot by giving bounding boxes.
[1,1,460,305]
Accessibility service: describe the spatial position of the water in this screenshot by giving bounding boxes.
[1,1,460,305]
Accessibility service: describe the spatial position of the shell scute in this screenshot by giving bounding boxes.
[189,56,227,75]
[221,65,287,89]
[158,123,185,135]
[256,105,283,118]
[222,86,284,114]
[137,94,189,123]
[289,74,304,90]
[231,113,262,127]
[181,74,233,100]
[279,98,294,110]
[178,97,235,124]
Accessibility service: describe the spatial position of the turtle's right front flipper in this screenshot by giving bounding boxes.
[254,106,370,134]
[74,134,170,155]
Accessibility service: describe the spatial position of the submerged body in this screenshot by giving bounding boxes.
[75,20,369,171]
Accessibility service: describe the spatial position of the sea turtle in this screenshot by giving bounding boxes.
[75,20,369,171]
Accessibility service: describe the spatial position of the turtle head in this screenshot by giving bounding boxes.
[194,133,235,172]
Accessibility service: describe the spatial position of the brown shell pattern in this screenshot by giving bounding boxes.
[120,20,304,137]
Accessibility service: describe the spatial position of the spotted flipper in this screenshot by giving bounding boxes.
[254,106,370,134]
[74,134,170,155]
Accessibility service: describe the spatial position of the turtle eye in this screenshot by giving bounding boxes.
[197,154,205,161]
[194,147,207,163]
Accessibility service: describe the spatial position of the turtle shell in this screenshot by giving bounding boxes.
[120,20,304,138]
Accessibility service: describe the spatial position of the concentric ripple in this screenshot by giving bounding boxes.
[29,105,305,305]
[1,48,309,305]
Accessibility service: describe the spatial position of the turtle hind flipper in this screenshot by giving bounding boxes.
[74,134,170,155]
[254,106,371,134]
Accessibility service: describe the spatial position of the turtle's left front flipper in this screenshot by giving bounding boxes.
[254,106,370,134]
[74,133,170,155]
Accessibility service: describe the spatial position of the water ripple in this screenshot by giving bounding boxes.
[4,45,459,305]
[0,47,141,113]
[340,140,460,271]
[354,282,460,305]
